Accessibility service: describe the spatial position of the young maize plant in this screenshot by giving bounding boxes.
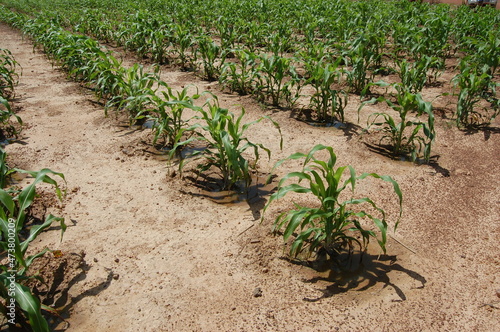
[170,99,282,191]
[254,54,302,107]
[263,144,402,259]
[240,21,267,53]
[467,31,500,78]
[54,34,104,82]
[147,86,200,150]
[342,34,380,95]
[88,53,126,103]
[305,58,348,123]
[219,50,259,96]
[0,148,66,332]
[396,56,443,94]
[172,24,196,70]
[0,49,20,100]
[148,28,173,65]
[214,16,240,51]
[452,60,499,128]
[266,26,294,57]
[0,97,22,142]
[105,64,161,125]
[0,50,22,140]
[360,85,435,163]
[197,36,227,82]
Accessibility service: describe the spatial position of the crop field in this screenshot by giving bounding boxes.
[0,0,499,331]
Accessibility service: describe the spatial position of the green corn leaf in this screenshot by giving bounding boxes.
[11,282,50,332]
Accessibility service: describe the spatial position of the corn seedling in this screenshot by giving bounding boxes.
[197,36,226,81]
[342,35,380,95]
[263,144,402,259]
[452,61,499,128]
[306,58,348,123]
[240,21,266,53]
[0,97,22,141]
[148,28,173,65]
[148,86,200,150]
[0,49,20,100]
[171,99,282,191]
[55,35,103,82]
[266,26,294,57]
[88,53,126,103]
[0,149,66,332]
[396,56,443,94]
[360,86,435,163]
[172,24,196,69]
[468,31,500,77]
[219,50,259,96]
[106,64,160,125]
[0,50,22,140]
[255,54,301,107]
[214,16,240,50]
[0,149,15,189]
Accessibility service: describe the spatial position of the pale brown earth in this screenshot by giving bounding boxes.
[422,0,500,9]
[1,22,499,331]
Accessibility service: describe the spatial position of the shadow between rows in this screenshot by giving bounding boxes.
[288,107,363,141]
[363,142,451,177]
[461,125,500,141]
[49,257,115,331]
[180,171,276,220]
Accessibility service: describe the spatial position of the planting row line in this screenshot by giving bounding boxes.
[2,4,498,165]
[0,48,22,142]
[3,1,498,136]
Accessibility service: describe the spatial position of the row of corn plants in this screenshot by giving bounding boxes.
[0,15,68,331]
[45,0,406,261]
[3,0,496,132]
[0,0,498,268]
[0,48,22,141]
[0,9,282,193]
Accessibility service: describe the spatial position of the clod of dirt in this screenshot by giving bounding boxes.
[26,250,86,312]
[496,289,500,299]
[122,148,134,156]
[253,287,263,297]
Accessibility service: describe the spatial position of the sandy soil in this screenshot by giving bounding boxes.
[1,22,499,331]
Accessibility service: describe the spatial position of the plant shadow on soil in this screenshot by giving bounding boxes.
[290,107,363,141]
[288,249,427,303]
[13,251,117,331]
[462,125,500,141]
[363,142,451,177]
[179,171,276,220]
